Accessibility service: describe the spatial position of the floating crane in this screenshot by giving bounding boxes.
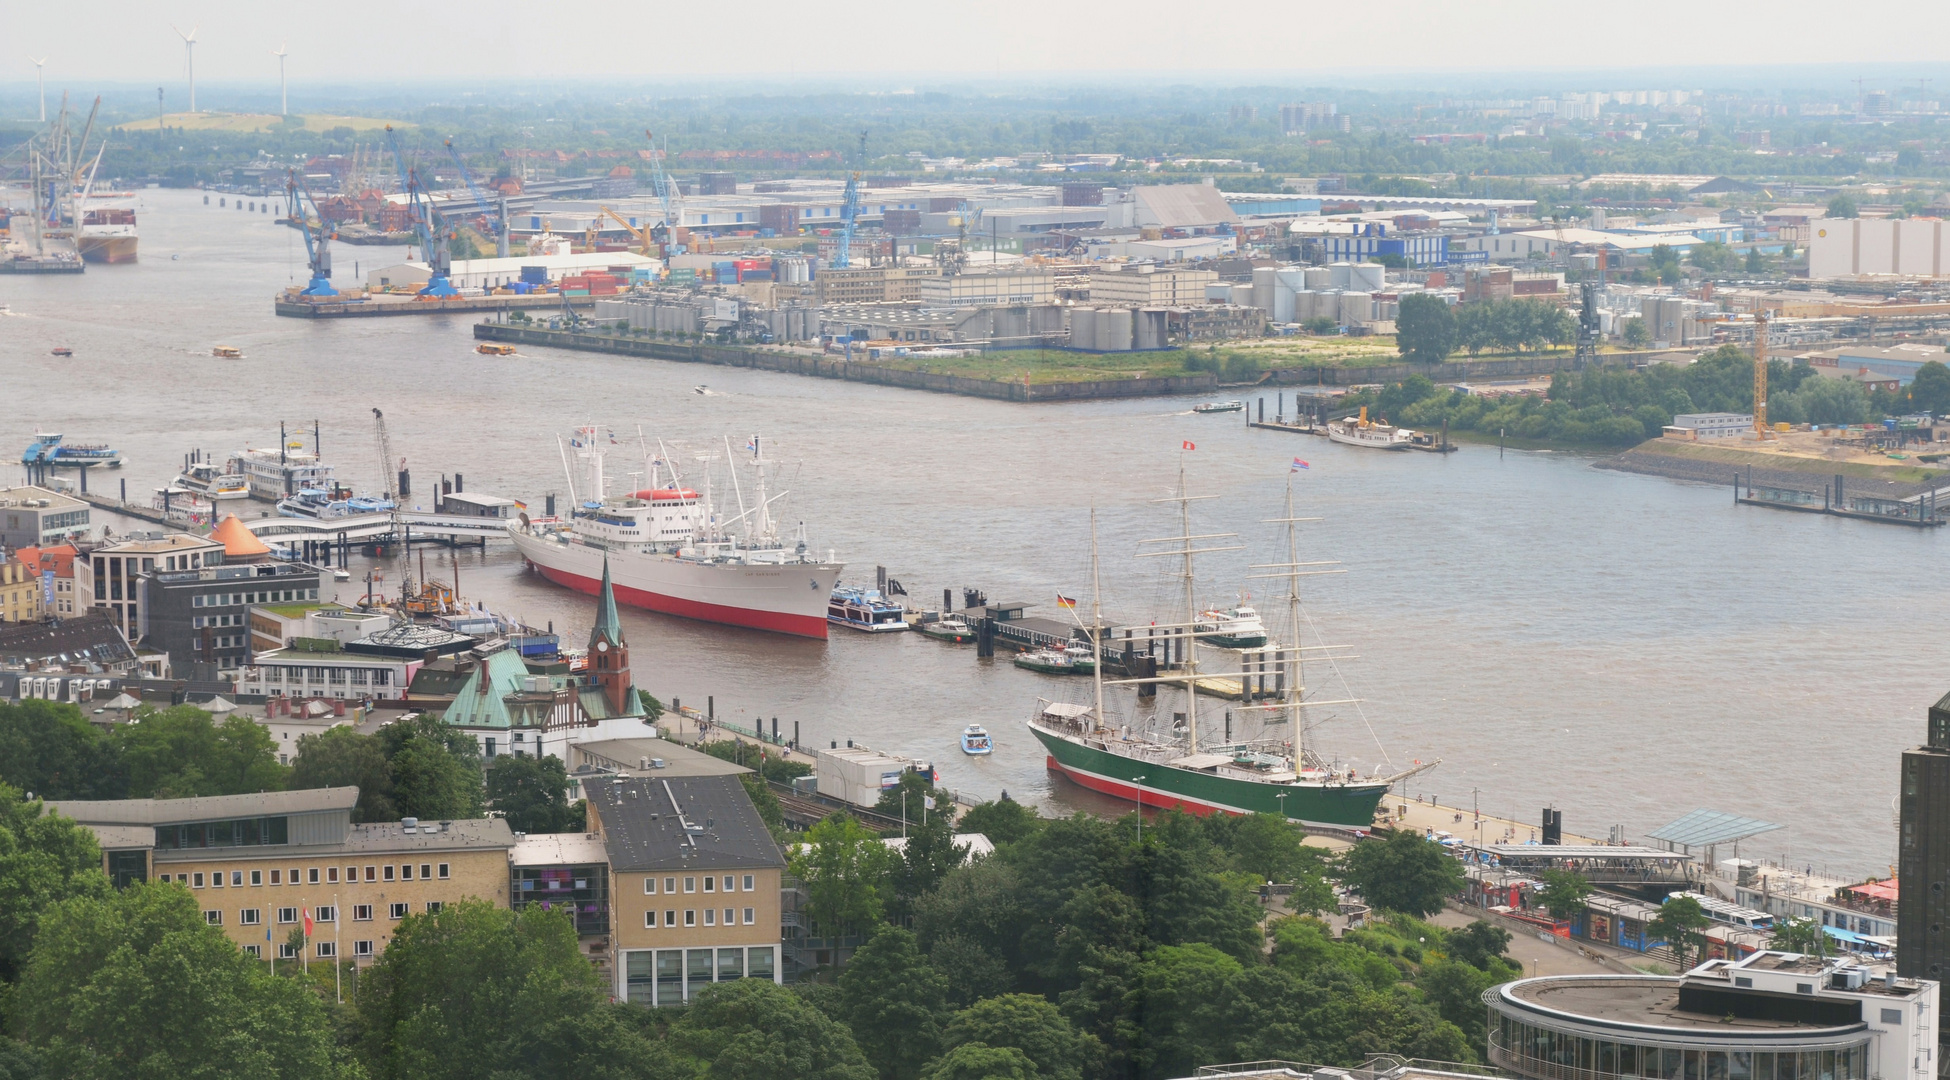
[834,129,867,269]
[285,169,337,297]
[443,138,507,258]
[383,124,459,298]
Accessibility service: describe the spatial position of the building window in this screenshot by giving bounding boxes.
[278,907,298,924]
[665,910,676,927]
[231,871,243,887]
[644,877,657,895]
[383,866,394,882]
[240,908,261,925]
[205,910,222,925]
[400,865,413,881]
[704,909,716,926]
[316,942,336,959]
[279,942,299,959]
[250,870,262,886]
[437,863,450,880]
[684,877,695,893]
[315,906,335,923]
[703,876,714,893]
[327,867,339,884]
[211,872,224,889]
[308,868,320,885]
[684,910,696,927]
[664,877,676,893]
[420,864,431,880]
[193,873,205,888]
[743,875,755,892]
[743,907,755,925]
[244,944,261,958]
[748,946,775,982]
[270,870,281,885]
[345,866,357,882]
[365,866,376,882]
[355,940,374,957]
[389,903,408,920]
[645,911,657,929]
[723,908,734,926]
[426,902,442,914]
[353,905,373,922]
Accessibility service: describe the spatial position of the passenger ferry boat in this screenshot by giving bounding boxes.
[174,461,249,501]
[476,343,517,356]
[829,587,909,632]
[510,426,843,638]
[1025,474,1435,828]
[1193,400,1245,414]
[211,346,243,359]
[276,489,396,519]
[1326,407,1415,450]
[230,446,336,500]
[1195,605,1268,649]
[21,432,122,469]
[961,725,993,755]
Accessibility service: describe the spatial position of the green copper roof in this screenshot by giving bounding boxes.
[440,650,533,730]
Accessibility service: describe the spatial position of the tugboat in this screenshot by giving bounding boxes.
[828,586,909,632]
[960,725,993,755]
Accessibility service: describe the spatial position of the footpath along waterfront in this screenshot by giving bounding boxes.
[1,187,1944,877]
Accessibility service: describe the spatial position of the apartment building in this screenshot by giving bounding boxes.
[0,486,90,551]
[0,558,44,623]
[1088,264,1220,306]
[79,533,225,640]
[13,544,80,616]
[586,773,786,1005]
[50,787,515,965]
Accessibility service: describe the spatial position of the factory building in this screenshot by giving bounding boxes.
[1809,218,1950,279]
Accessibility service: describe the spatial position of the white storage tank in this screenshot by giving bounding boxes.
[1291,289,1316,322]
[1135,308,1168,351]
[1328,262,1354,289]
[1339,291,1373,325]
[1350,262,1386,292]
[1252,266,1278,313]
[1303,266,1334,290]
[1102,308,1134,352]
[1071,307,1098,350]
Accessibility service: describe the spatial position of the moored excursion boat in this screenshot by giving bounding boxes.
[1326,407,1415,450]
[919,614,977,643]
[1192,400,1244,414]
[1013,648,1082,675]
[1195,605,1268,649]
[961,725,993,755]
[1026,474,1435,828]
[828,586,909,632]
[174,461,249,500]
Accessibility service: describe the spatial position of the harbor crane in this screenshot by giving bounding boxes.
[285,169,337,296]
[443,139,508,257]
[372,408,399,501]
[600,206,657,257]
[1753,311,1773,439]
[383,124,459,298]
[643,129,683,255]
[834,129,867,268]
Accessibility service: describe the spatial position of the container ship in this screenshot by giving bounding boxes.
[1028,473,1434,829]
[510,427,843,638]
[76,206,137,263]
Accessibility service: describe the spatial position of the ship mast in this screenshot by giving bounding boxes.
[1090,508,1105,733]
[1131,459,1238,754]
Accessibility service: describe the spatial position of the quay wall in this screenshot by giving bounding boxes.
[275,295,596,319]
[472,323,1218,403]
[1262,350,1680,388]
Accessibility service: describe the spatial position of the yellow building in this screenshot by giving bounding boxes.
[816,264,941,304]
[49,787,515,965]
[585,773,785,1005]
[1088,264,1220,306]
[0,558,45,623]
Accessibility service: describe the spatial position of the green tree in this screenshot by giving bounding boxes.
[1339,829,1464,917]
[789,814,897,938]
[1648,244,1684,285]
[378,715,484,821]
[16,882,354,1080]
[636,690,665,722]
[114,707,288,798]
[356,899,678,1080]
[875,770,957,828]
[956,799,1044,846]
[1745,247,1765,274]
[486,754,581,833]
[1647,895,1712,970]
[1455,303,1493,355]
[1129,943,1243,1078]
[0,701,125,800]
[1909,361,1950,415]
[1770,916,1827,956]
[838,925,952,1080]
[1302,316,1338,335]
[1395,293,1457,365]
[1827,194,1859,219]
[1222,812,1312,882]
[290,726,396,822]
[1689,241,1735,274]
[921,1044,1039,1080]
[913,860,1026,1005]
[1445,920,1512,971]
[940,994,1094,1080]
[0,787,110,983]
[1536,870,1592,921]
[674,977,876,1080]
[891,812,968,916]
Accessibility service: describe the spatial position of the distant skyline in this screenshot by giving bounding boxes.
[10,0,1950,89]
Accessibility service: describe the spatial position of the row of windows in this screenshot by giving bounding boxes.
[643,874,756,895]
[624,947,776,1006]
[194,613,244,628]
[645,908,756,928]
[1492,1015,1870,1080]
[164,863,450,888]
[259,666,393,685]
[155,817,290,850]
[244,940,375,960]
[206,902,440,926]
[193,587,315,608]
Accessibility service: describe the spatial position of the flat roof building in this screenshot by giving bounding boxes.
[0,487,91,551]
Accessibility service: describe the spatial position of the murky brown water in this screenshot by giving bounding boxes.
[2,188,1937,877]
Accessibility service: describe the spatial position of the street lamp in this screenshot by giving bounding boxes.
[1275,792,1290,821]
[1133,777,1145,843]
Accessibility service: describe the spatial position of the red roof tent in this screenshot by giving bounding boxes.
[1841,879,1898,901]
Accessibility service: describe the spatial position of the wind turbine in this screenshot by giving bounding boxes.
[172,25,198,113]
[271,43,288,117]
[29,56,47,122]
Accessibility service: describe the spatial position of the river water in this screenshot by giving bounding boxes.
[2,188,1939,878]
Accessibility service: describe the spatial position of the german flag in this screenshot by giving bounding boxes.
[1056,595,1078,609]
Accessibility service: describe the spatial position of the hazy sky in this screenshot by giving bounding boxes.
[11,0,1950,87]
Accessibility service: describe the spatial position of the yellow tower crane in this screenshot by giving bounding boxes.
[1752,311,1772,439]
[599,206,657,257]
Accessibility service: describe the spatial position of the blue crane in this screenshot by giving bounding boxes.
[834,129,867,269]
[643,129,682,256]
[383,124,458,298]
[285,169,337,297]
[443,138,507,258]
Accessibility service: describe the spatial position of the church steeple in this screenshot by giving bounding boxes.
[587,558,635,716]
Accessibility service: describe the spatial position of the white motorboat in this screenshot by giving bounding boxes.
[1326,407,1415,450]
